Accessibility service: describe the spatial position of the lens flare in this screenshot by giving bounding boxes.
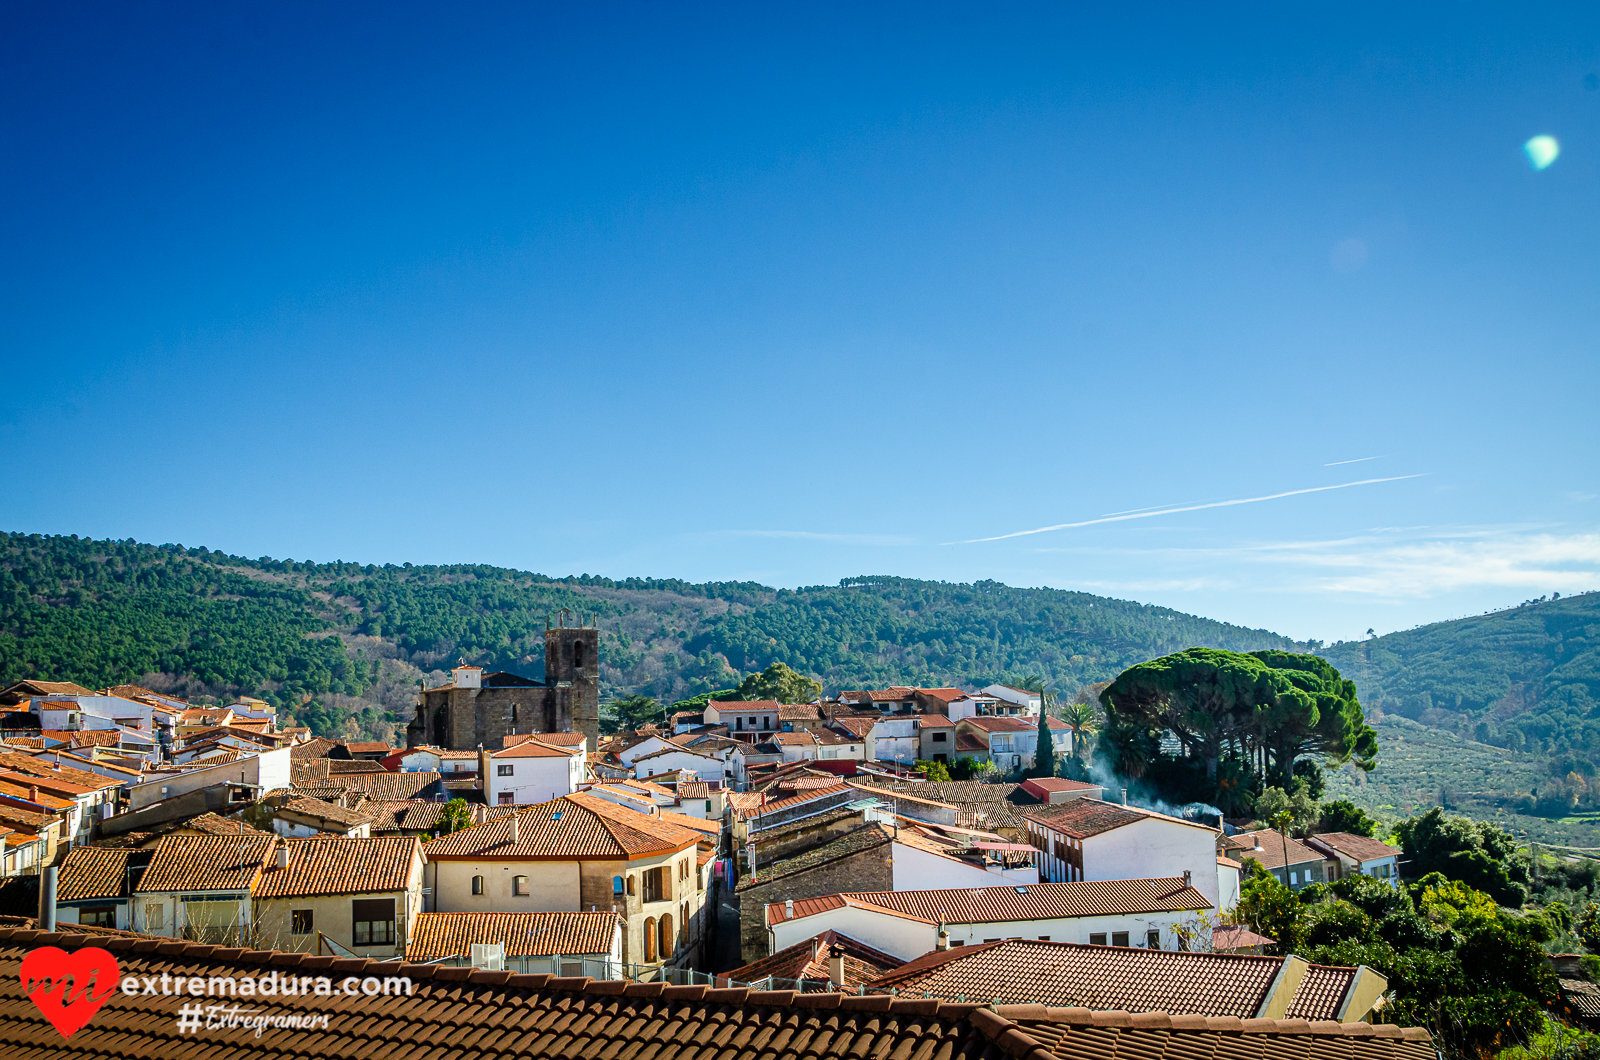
[1524,135,1560,170]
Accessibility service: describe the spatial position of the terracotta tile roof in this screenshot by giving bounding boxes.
[711,699,782,712]
[726,792,765,814]
[962,716,1066,733]
[829,717,876,738]
[254,837,421,898]
[40,730,124,748]
[916,688,968,703]
[1285,965,1360,1020]
[294,771,443,801]
[741,783,853,821]
[517,731,587,747]
[1024,778,1101,793]
[778,704,822,721]
[278,795,379,827]
[955,733,989,752]
[0,925,1437,1060]
[135,833,277,892]
[4,680,95,697]
[343,741,391,754]
[292,736,341,759]
[1304,832,1400,864]
[678,781,711,799]
[916,714,955,727]
[655,810,722,836]
[328,759,388,775]
[1231,831,1327,870]
[0,752,122,791]
[867,688,917,701]
[769,878,1212,928]
[495,739,579,759]
[423,792,703,861]
[726,929,904,986]
[1561,978,1600,1019]
[1021,799,1164,839]
[1212,926,1277,951]
[178,812,268,837]
[57,847,150,902]
[771,732,818,746]
[870,939,1309,1016]
[408,911,622,959]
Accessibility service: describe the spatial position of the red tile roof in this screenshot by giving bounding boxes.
[57,847,145,902]
[495,739,580,758]
[135,833,276,892]
[253,837,421,898]
[915,714,955,727]
[407,911,622,959]
[1232,831,1327,870]
[1304,832,1400,864]
[725,929,904,987]
[423,792,703,860]
[0,925,1437,1060]
[770,878,1213,927]
[871,939,1295,1015]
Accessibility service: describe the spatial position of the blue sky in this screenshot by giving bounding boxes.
[2,3,1597,644]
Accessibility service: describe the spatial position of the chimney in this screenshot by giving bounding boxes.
[276,844,290,870]
[1183,869,1192,887]
[1119,787,1128,806]
[510,816,520,843]
[28,785,38,803]
[936,922,950,951]
[784,899,794,919]
[828,945,845,987]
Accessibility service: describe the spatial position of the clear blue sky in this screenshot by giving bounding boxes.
[3,3,1597,644]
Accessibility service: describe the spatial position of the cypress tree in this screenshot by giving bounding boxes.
[1035,708,1055,777]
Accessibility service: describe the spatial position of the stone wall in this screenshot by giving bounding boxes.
[734,826,892,966]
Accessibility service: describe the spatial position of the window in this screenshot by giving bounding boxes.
[511,703,519,723]
[513,875,530,896]
[292,909,314,935]
[948,939,964,947]
[982,938,1001,944]
[572,641,585,669]
[472,875,485,895]
[736,717,744,730]
[352,898,395,946]
[1089,933,1108,946]
[1289,871,1299,885]
[79,904,116,928]
[626,874,636,896]
[643,865,669,903]
[498,791,515,805]
[497,764,514,777]
[644,917,657,962]
[144,903,165,931]
[932,732,947,743]
[613,875,625,895]
[1038,936,1050,941]
[1111,931,1130,948]
[1146,930,1161,949]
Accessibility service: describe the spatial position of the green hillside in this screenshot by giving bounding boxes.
[0,530,1303,741]
[1324,592,1600,825]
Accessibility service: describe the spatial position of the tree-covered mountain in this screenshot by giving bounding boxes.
[0,530,1304,740]
[1323,592,1600,819]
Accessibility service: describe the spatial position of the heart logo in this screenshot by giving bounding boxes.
[20,946,120,1038]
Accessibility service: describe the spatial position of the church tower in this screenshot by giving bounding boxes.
[545,619,600,749]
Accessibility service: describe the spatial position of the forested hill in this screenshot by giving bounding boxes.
[1323,592,1600,764]
[0,531,1302,739]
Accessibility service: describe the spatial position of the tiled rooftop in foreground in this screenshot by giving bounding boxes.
[0,926,1434,1060]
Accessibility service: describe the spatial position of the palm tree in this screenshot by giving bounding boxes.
[1270,810,1295,889]
[1062,700,1100,763]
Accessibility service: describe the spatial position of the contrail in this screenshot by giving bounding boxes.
[946,475,1426,544]
[1325,455,1385,466]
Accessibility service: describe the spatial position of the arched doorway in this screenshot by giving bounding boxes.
[643,917,657,963]
[659,913,673,960]
[433,710,448,746]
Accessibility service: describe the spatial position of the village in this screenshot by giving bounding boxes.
[0,654,1404,1024]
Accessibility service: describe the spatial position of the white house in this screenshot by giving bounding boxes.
[955,716,1069,772]
[481,739,586,806]
[33,694,161,735]
[127,746,292,811]
[702,700,783,740]
[981,685,1043,715]
[1305,832,1402,888]
[132,833,276,941]
[632,747,723,784]
[889,822,1039,890]
[946,695,1006,723]
[1021,798,1233,909]
[872,715,920,767]
[766,877,1213,961]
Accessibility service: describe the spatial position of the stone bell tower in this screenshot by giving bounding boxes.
[544,610,600,749]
